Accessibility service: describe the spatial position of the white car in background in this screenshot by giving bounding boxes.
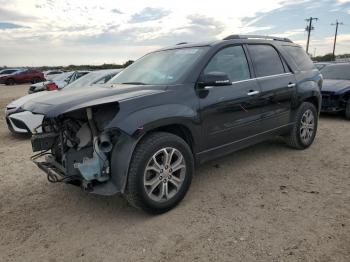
[28,71,90,93]
[43,70,64,81]
[6,69,122,134]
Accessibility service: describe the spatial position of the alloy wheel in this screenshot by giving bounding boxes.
[143,147,186,202]
[300,109,315,144]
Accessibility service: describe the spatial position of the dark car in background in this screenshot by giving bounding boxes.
[0,69,45,85]
[320,63,350,119]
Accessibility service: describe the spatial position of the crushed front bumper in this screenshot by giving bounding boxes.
[31,153,82,184]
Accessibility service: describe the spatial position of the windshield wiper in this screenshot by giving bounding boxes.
[121,82,146,85]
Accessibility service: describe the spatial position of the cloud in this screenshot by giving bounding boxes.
[0,22,27,30]
[111,8,123,14]
[129,7,171,23]
[0,7,35,22]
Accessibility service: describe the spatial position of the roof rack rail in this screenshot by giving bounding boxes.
[223,35,292,43]
[176,42,188,45]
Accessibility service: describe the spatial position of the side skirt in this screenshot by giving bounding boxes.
[195,123,293,164]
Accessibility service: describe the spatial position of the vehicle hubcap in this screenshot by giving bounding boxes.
[144,147,186,202]
[300,109,315,144]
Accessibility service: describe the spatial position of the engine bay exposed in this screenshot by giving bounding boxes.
[31,103,119,190]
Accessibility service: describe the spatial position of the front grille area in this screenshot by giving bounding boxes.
[10,118,29,131]
[321,92,340,109]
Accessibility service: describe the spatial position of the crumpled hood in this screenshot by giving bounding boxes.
[7,91,54,110]
[322,79,350,93]
[23,84,166,117]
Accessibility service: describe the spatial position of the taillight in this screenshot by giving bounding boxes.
[46,83,58,91]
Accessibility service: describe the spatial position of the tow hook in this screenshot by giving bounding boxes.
[81,181,93,192]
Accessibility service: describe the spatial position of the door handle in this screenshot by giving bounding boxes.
[247,90,260,96]
[288,83,296,88]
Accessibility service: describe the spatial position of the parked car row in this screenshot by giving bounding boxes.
[28,71,90,93]
[3,35,349,214]
[6,69,121,134]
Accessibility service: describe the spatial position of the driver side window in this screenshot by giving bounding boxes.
[204,45,251,82]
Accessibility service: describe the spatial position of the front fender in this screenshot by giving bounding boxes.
[107,104,199,136]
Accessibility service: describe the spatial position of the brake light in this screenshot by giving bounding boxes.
[46,83,58,91]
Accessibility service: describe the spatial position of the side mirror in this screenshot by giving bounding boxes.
[198,72,231,88]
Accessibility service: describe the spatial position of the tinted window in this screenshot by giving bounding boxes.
[1,69,17,74]
[283,45,315,71]
[321,64,350,80]
[204,45,250,82]
[248,45,285,77]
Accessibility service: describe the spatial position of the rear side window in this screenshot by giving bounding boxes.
[283,45,315,71]
[248,45,285,77]
[204,45,251,82]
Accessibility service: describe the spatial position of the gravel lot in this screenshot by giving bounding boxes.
[0,84,349,262]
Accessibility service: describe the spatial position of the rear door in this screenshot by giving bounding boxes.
[16,70,29,83]
[247,44,296,130]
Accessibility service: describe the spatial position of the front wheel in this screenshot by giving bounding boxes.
[285,102,318,149]
[5,78,15,85]
[125,132,194,214]
[32,77,41,84]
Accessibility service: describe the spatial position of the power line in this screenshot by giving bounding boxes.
[331,20,344,61]
[305,17,318,54]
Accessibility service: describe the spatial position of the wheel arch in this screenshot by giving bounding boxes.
[109,122,198,194]
[303,95,320,112]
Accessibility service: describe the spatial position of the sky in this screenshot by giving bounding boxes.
[0,0,349,66]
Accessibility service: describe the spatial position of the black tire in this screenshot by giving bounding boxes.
[5,78,15,85]
[32,77,41,84]
[125,132,194,214]
[345,98,350,120]
[285,102,318,149]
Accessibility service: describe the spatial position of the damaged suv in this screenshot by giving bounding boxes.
[25,35,322,213]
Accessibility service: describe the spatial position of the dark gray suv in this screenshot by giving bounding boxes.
[26,35,322,213]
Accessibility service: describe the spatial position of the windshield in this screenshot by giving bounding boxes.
[321,64,350,80]
[65,70,119,89]
[110,47,209,85]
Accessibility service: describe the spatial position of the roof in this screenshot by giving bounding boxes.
[155,34,296,52]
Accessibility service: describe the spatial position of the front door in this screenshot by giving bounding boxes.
[197,45,263,152]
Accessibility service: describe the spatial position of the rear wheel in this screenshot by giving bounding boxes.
[5,78,15,85]
[32,77,41,84]
[345,98,350,120]
[285,102,318,149]
[125,132,194,214]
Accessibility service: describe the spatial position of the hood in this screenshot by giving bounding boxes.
[31,81,50,88]
[7,91,55,110]
[22,84,166,117]
[322,79,350,93]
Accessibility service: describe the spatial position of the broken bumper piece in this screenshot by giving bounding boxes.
[31,153,83,185]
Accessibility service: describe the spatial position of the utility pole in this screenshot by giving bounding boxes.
[331,20,343,61]
[305,17,318,55]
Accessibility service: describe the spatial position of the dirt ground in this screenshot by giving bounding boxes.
[0,84,349,262]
